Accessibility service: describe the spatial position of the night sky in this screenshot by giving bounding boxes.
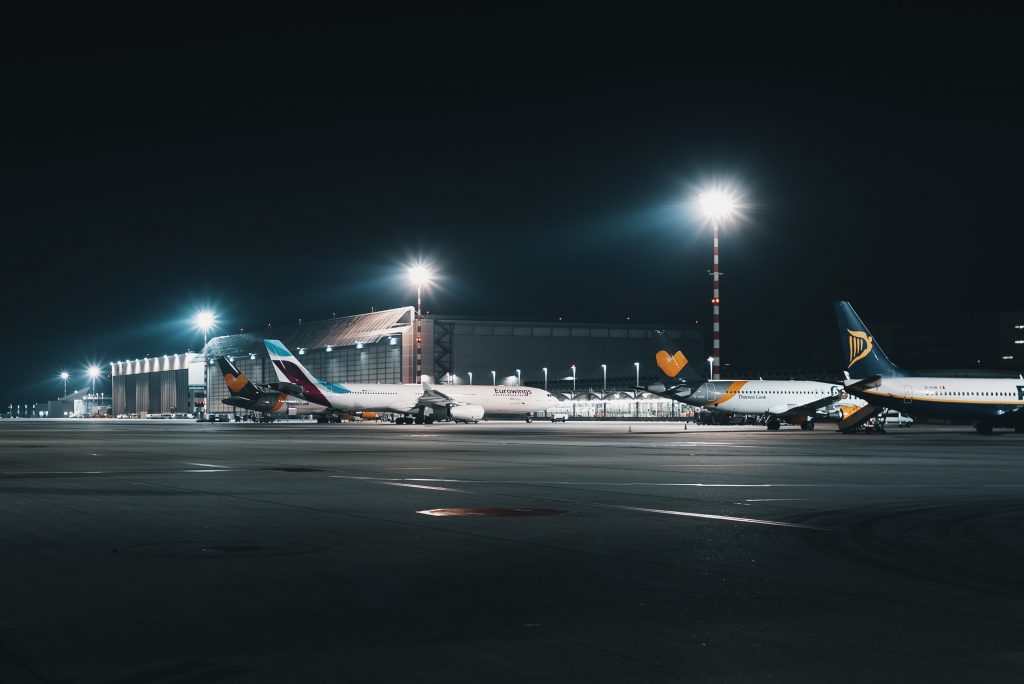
[4,7,1023,404]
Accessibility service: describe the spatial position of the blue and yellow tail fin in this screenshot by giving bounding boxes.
[834,302,906,378]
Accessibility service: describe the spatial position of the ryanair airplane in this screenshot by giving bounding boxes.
[645,331,846,430]
[836,301,1024,434]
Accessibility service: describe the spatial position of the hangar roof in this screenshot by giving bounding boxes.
[202,306,415,358]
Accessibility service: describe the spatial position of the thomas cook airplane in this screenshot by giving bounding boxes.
[645,331,846,430]
[263,339,559,423]
[835,301,1024,434]
[216,356,325,420]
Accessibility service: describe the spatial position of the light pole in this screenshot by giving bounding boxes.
[194,310,216,417]
[516,369,521,386]
[468,371,473,385]
[491,370,496,386]
[601,364,607,393]
[634,362,640,388]
[195,310,216,349]
[542,367,548,391]
[697,187,740,380]
[87,365,100,416]
[408,265,433,383]
[707,356,714,380]
[59,371,69,398]
[571,364,576,393]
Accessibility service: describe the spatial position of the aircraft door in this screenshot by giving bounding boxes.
[904,384,913,405]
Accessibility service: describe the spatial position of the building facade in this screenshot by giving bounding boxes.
[200,307,704,414]
[111,353,205,416]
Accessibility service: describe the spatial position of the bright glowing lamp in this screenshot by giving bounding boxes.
[408,264,433,287]
[698,188,740,222]
[195,310,216,333]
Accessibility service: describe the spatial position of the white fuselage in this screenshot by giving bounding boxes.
[315,383,558,417]
[682,380,841,416]
[847,377,1024,420]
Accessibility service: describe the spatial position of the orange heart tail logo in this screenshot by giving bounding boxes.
[656,350,688,378]
[225,373,250,393]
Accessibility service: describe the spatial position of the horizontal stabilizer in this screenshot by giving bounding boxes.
[845,375,882,394]
[269,381,304,397]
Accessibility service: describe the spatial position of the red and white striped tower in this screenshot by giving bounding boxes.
[415,284,422,382]
[711,219,721,380]
[698,186,739,382]
[408,264,432,383]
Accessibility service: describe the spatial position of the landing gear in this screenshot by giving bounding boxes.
[975,422,994,435]
[766,418,781,431]
[526,416,533,424]
[800,420,815,431]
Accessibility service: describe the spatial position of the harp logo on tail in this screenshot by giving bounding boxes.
[656,350,688,378]
[847,330,873,368]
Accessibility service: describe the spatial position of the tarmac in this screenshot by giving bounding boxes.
[1,419,1022,683]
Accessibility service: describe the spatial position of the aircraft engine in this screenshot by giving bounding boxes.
[449,405,485,422]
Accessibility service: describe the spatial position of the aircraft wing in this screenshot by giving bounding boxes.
[416,382,458,407]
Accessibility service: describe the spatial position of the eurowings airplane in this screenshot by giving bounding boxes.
[216,356,325,418]
[263,339,559,423]
[645,331,846,430]
[836,301,1024,434]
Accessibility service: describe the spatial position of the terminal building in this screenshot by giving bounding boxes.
[200,307,703,415]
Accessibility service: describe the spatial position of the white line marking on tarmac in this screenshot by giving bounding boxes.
[663,442,758,448]
[404,478,778,488]
[1,471,105,475]
[188,463,230,469]
[663,464,772,467]
[380,482,465,493]
[600,504,835,531]
[745,498,810,502]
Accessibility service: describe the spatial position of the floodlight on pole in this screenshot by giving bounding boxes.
[634,362,640,388]
[408,263,434,383]
[468,371,473,385]
[59,371,69,397]
[542,367,548,391]
[696,184,742,381]
[516,369,521,386]
[707,356,715,380]
[87,365,100,415]
[571,364,576,393]
[491,370,496,386]
[195,310,216,348]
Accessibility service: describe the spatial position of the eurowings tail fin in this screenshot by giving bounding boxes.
[263,340,331,405]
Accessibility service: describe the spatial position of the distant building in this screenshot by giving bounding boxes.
[46,388,112,417]
[110,353,206,416]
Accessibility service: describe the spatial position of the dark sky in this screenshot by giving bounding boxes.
[3,6,1023,403]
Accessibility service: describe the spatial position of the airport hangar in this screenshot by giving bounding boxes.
[109,307,704,417]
